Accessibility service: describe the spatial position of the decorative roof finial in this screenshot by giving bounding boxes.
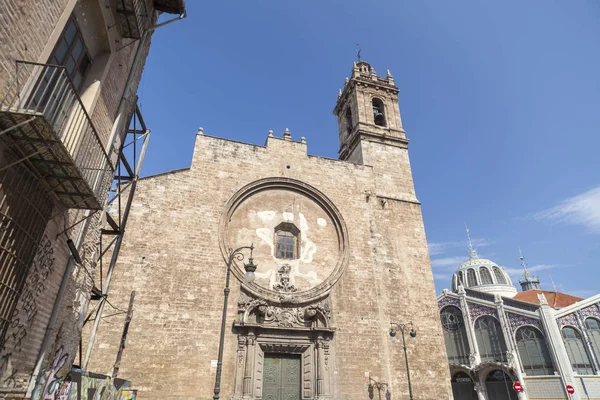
[519,246,529,276]
[356,43,361,62]
[465,223,478,260]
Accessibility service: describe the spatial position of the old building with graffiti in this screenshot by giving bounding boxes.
[84,60,454,399]
[0,0,186,399]
[438,245,600,400]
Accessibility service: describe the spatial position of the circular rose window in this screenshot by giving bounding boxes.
[220,178,348,304]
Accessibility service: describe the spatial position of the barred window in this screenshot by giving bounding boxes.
[562,326,594,375]
[440,306,470,365]
[516,326,554,376]
[475,316,508,363]
[493,266,507,284]
[467,268,478,287]
[480,267,493,285]
[585,318,600,366]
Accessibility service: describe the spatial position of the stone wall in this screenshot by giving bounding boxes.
[86,132,452,400]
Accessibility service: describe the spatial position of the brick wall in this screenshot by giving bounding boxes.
[0,1,158,398]
[0,0,71,93]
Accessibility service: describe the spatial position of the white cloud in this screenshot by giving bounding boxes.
[502,264,559,277]
[532,186,600,233]
[431,256,467,268]
[428,238,491,257]
[427,242,448,256]
[433,273,453,280]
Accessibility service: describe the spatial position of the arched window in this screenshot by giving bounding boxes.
[440,306,470,365]
[562,326,594,375]
[372,98,386,126]
[345,108,353,136]
[515,326,554,375]
[493,266,507,284]
[274,222,300,260]
[480,267,493,285]
[475,316,508,362]
[467,268,478,287]
[585,318,600,369]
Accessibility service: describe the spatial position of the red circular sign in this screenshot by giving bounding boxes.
[513,382,523,393]
[566,385,575,394]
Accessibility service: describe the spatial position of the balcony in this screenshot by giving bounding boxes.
[0,61,115,210]
[115,0,148,39]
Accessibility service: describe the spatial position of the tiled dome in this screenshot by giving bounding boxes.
[451,251,517,298]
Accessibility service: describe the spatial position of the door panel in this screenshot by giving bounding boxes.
[263,354,301,400]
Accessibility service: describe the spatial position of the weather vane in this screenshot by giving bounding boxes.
[356,43,361,61]
[465,223,474,253]
[518,246,529,276]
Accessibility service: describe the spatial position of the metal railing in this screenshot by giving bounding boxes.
[0,61,115,207]
[116,0,148,39]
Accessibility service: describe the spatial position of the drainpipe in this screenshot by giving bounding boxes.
[26,10,186,399]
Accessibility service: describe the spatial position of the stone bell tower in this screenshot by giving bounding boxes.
[333,60,416,202]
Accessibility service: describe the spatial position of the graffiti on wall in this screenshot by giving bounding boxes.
[42,345,69,399]
[0,234,56,388]
[44,369,137,400]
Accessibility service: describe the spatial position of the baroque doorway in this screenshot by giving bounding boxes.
[263,353,302,400]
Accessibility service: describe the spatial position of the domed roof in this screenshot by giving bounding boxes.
[451,250,517,298]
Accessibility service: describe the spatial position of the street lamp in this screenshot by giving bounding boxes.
[389,322,417,400]
[213,244,257,400]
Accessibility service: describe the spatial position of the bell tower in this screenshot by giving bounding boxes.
[333,60,416,201]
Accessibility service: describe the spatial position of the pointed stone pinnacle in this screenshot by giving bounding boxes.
[283,128,291,141]
[338,88,342,98]
[386,69,393,78]
[301,137,306,144]
[268,130,274,137]
[197,127,204,135]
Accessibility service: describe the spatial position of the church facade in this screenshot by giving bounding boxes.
[85,60,453,399]
[438,248,600,400]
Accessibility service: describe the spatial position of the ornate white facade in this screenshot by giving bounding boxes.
[438,253,600,400]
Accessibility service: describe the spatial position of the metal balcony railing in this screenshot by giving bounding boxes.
[115,0,148,39]
[0,61,115,210]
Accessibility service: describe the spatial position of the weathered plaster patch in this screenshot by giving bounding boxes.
[282,212,294,222]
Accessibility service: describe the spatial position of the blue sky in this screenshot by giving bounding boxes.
[136,1,600,297]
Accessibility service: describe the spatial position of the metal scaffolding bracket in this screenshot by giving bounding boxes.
[82,101,150,369]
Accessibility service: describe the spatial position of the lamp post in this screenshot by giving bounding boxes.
[389,322,417,400]
[213,244,257,400]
